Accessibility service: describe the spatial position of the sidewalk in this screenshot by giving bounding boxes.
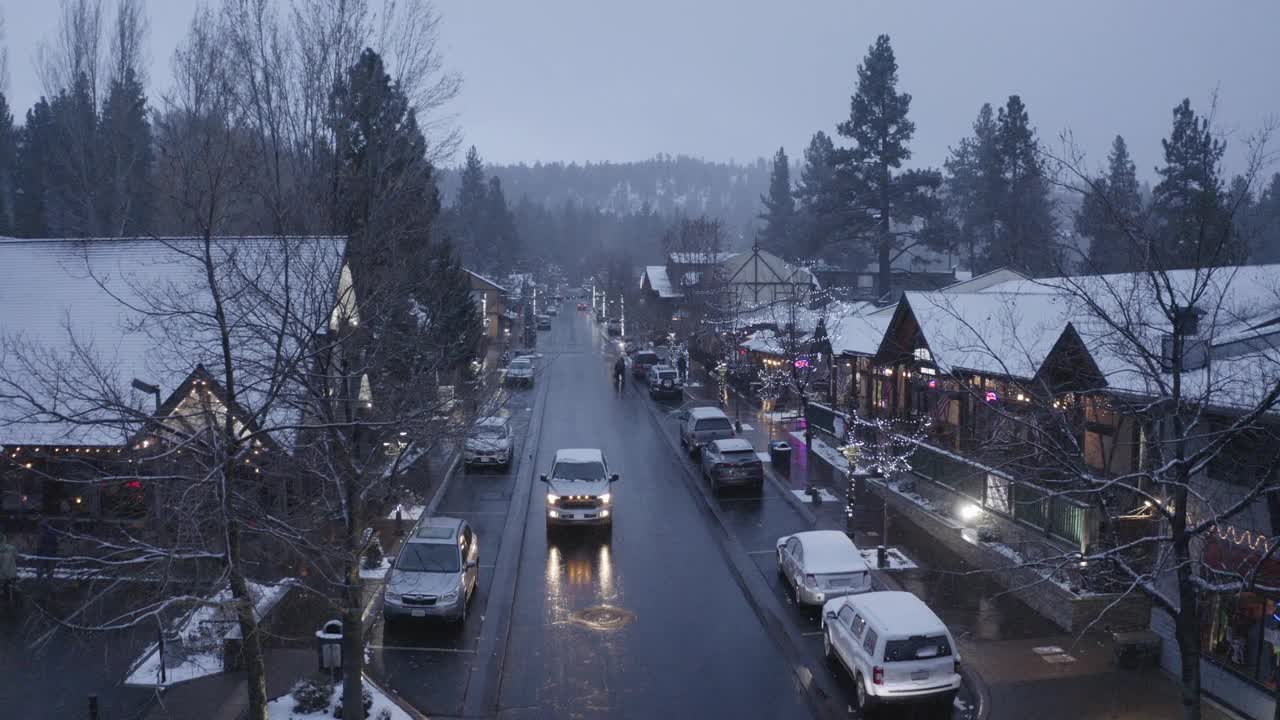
[681,366,1241,720]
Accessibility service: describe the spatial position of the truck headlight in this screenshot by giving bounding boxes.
[547,493,559,504]
[599,493,611,504]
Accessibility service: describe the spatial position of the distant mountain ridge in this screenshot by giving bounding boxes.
[437,154,783,235]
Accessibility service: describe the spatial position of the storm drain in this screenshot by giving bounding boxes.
[568,605,635,630]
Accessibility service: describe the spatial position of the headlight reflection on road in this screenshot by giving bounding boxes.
[546,545,563,611]
[597,543,614,599]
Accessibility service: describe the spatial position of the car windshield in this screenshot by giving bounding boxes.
[397,542,461,573]
[658,370,677,379]
[696,417,732,431]
[552,460,606,480]
[637,353,657,363]
[472,425,507,440]
[510,359,531,369]
[883,635,952,662]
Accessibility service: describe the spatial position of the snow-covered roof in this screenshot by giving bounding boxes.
[466,269,509,294]
[791,530,867,575]
[0,236,347,447]
[903,290,1076,379]
[940,267,1030,294]
[554,448,604,463]
[682,271,702,286]
[668,251,738,265]
[642,266,682,298]
[845,591,948,638]
[688,406,729,419]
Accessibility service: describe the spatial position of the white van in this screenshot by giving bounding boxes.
[821,591,961,712]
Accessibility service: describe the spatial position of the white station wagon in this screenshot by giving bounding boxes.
[822,591,961,712]
[776,530,871,606]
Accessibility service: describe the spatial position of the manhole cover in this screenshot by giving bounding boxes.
[568,605,635,630]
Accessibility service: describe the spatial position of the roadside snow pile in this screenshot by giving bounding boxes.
[125,580,291,687]
[267,678,412,720]
[886,480,935,512]
[386,504,425,521]
[763,411,802,422]
[791,488,841,504]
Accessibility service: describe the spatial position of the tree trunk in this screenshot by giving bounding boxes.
[228,546,270,720]
[341,467,366,718]
[1174,547,1202,720]
[341,555,364,718]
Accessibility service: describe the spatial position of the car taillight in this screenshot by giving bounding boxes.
[872,666,884,685]
[804,574,817,587]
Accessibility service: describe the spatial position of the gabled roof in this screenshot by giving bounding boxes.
[642,266,682,298]
[466,269,509,294]
[0,236,348,447]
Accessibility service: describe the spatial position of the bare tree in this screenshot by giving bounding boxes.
[107,0,148,87]
[38,0,105,102]
[1,8,9,95]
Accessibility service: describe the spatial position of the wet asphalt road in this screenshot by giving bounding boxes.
[368,306,970,720]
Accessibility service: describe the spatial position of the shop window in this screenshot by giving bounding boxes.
[1202,592,1280,688]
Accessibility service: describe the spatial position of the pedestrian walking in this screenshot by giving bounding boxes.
[36,524,57,582]
[676,352,688,383]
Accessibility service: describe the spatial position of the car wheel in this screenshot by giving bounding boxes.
[855,673,875,712]
[823,630,835,663]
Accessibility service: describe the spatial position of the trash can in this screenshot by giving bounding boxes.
[316,619,343,672]
[768,440,791,468]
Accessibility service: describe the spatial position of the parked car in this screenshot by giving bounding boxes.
[540,448,618,532]
[776,530,871,606]
[700,438,763,492]
[822,591,961,712]
[678,406,735,456]
[605,318,622,336]
[547,305,559,317]
[632,350,660,379]
[505,356,535,386]
[536,315,552,330]
[464,417,513,469]
[384,517,480,624]
[646,365,683,399]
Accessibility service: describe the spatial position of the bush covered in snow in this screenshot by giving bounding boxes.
[363,535,385,571]
[291,678,334,715]
[332,686,372,718]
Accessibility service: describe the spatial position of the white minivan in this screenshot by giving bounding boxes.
[822,591,961,712]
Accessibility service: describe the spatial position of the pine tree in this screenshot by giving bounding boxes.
[15,99,55,237]
[1252,173,1280,263]
[329,48,439,316]
[98,67,153,235]
[794,131,841,259]
[985,95,1056,275]
[454,145,489,265]
[1076,135,1143,272]
[45,72,101,236]
[1151,99,1235,268]
[944,103,1003,273]
[758,146,796,257]
[0,92,16,235]
[484,175,519,264]
[835,34,942,298]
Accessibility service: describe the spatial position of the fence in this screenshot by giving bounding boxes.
[805,402,1097,550]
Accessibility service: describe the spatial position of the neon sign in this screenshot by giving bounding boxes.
[985,391,999,403]
[794,359,810,369]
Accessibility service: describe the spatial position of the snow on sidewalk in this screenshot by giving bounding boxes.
[788,431,851,474]
[125,581,291,687]
[267,679,413,720]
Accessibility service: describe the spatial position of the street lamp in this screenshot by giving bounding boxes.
[131,378,161,413]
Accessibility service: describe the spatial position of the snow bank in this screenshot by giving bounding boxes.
[125,580,291,687]
[267,679,413,720]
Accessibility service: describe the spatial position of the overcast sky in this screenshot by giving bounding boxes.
[4,1,1279,179]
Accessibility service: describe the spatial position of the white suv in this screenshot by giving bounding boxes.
[540,449,618,531]
[822,591,961,712]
